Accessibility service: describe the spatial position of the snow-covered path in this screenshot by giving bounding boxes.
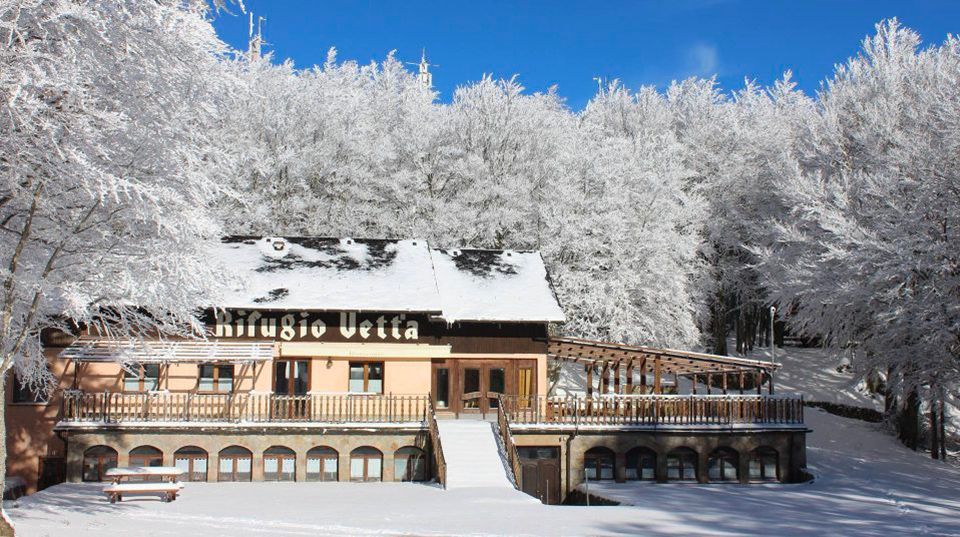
[436,420,515,489]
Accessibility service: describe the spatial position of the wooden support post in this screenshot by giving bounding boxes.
[692,374,698,395]
[653,359,662,394]
[755,370,762,395]
[722,371,728,395]
[614,362,621,395]
[586,364,594,398]
[601,362,610,394]
[706,373,712,395]
[626,361,634,395]
[640,359,647,393]
[674,372,680,394]
[768,369,774,395]
[738,370,745,395]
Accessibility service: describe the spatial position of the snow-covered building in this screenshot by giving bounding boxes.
[6,237,807,503]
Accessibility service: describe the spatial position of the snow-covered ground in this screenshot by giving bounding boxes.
[10,344,958,536]
[9,408,960,537]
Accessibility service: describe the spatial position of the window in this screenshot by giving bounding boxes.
[667,448,698,481]
[625,447,657,481]
[518,366,534,408]
[264,446,296,481]
[435,368,449,409]
[82,446,117,482]
[274,360,309,395]
[349,447,382,482]
[708,448,739,482]
[394,447,427,482]
[488,367,505,408]
[11,373,48,404]
[218,446,252,482]
[128,445,163,482]
[584,447,615,480]
[348,362,383,394]
[174,446,208,482]
[124,363,160,392]
[749,447,779,482]
[306,446,339,482]
[463,368,480,409]
[199,364,234,393]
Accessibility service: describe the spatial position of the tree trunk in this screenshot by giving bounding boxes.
[711,290,727,356]
[898,389,920,451]
[0,373,15,536]
[931,397,940,459]
[939,396,947,461]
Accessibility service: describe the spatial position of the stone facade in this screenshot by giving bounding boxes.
[512,426,808,502]
[62,426,431,483]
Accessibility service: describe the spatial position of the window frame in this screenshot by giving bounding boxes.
[348,361,384,394]
[263,446,297,482]
[625,447,657,481]
[123,363,160,393]
[218,446,253,482]
[306,446,339,482]
[82,446,118,482]
[174,446,209,482]
[10,373,49,405]
[274,359,310,395]
[749,447,779,482]
[198,363,235,393]
[708,448,740,482]
[349,447,383,482]
[584,447,616,481]
[666,448,698,481]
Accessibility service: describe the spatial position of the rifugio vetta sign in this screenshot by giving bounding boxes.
[213,309,422,342]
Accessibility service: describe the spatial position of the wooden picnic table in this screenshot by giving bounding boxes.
[103,466,185,503]
[105,466,184,484]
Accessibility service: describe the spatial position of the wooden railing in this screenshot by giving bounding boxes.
[59,392,430,424]
[496,395,522,490]
[500,394,805,427]
[426,397,447,489]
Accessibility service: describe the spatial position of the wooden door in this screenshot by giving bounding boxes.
[458,360,510,416]
[518,447,560,504]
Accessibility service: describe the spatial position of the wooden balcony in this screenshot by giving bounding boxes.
[58,392,430,425]
[499,394,805,428]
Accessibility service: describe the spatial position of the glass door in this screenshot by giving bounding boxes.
[462,367,481,411]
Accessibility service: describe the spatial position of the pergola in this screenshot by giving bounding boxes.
[547,336,780,396]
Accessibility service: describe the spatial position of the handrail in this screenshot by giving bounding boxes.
[496,395,522,491]
[426,397,447,489]
[58,392,430,424]
[500,394,805,426]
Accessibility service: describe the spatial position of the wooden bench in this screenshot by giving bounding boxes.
[103,482,182,503]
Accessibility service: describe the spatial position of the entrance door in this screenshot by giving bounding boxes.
[458,361,508,416]
[274,360,309,418]
[518,447,561,504]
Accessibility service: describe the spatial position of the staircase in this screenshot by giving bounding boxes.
[435,420,515,489]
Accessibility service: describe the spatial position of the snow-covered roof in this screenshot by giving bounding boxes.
[430,248,566,323]
[212,237,442,313]
[211,237,565,323]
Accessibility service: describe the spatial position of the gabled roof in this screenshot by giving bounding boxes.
[210,236,566,323]
[212,237,442,313]
[431,248,566,323]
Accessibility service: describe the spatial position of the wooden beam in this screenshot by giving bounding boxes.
[586,364,594,398]
[626,361,634,395]
[653,358,662,394]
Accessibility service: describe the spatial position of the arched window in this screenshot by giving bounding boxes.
[306,446,339,482]
[749,447,779,482]
[666,448,697,481]
[394,447,427,482]
[350,447,382,482]
[218,446,252,482]
[708,448,739,482]
[625,447,657,481]
[82,446,117,482]
[129,446,163,482]
[174,446,208,482]
[264,446,296,481]
[584,447,615,481]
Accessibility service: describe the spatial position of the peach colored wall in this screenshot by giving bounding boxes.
[5,349,70,495]
[384,360,432,395]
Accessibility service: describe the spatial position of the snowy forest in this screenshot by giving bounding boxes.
[1,0,957,460]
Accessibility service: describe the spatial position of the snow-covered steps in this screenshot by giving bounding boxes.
[436,420,515,489]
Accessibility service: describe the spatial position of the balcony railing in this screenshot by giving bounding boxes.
[499,394,804,427]
[58,391,430,425]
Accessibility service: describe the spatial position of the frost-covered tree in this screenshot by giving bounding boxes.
[760,19,960,454]
[0,0,233,523]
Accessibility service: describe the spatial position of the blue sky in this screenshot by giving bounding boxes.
[213,1,960,110]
